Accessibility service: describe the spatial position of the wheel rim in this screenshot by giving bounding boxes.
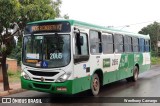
[134,67,138,80]
[93,78,99,91]
[91,74,100,96]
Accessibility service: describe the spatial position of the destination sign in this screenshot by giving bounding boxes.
[31,24,62,32]
[24,21,71,34]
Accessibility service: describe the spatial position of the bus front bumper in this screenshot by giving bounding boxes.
[21,77,73,94]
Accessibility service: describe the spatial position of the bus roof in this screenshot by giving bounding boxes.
[27,19,150,39]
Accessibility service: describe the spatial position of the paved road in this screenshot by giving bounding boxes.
[1,65,160,106]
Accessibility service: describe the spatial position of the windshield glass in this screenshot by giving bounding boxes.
[23,34,71,68]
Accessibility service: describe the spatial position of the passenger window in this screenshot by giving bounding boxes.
[102,33,114,54]
[124,35,132,52]
[90,30,102,54]
[139,38,145,52]
[145,40,150,52]
[114,34,124,53]
[132,37,139,52]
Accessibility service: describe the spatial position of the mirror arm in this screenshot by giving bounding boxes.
[74,27,81,54]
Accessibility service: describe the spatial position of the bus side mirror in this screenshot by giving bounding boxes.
[80,36,84,46]
[74,32,83,46]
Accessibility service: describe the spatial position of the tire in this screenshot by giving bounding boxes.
[91,73,100,96]
[126,66,139,82]
[126,77,132,82]
[131,66,139,82]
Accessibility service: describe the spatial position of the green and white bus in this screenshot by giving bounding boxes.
[21,19,150,96]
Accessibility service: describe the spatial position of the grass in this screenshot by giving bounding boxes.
[151,57,160,65]
[7,70,21,83]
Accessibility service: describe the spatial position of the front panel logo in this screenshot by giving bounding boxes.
[103,58,111,68]
[2,98,11,103]
[41,77,45,82]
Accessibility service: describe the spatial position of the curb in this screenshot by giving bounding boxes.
[0,89,27,96]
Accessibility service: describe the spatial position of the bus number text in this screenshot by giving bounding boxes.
[50,53,62,59]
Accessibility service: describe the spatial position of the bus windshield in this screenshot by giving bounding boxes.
[23,34,71,68]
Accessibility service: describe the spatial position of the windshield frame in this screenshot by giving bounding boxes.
[22,33,71,68]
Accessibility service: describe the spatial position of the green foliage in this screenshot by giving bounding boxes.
[8,70,21,77]
[7,71,15,76]
[19,0,62,22]
[151,57,160,65]
[8,71,21,83]
[0,0,20,28]
[0,23,3,34]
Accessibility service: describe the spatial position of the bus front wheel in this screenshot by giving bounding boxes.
[91,73,100,96]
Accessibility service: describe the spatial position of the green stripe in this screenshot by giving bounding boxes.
[72,76,91,94]
[103,53,150,85]
[21,76,91,94]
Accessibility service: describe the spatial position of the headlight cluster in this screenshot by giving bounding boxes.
[56,73,71,82]
[21,71,30,80]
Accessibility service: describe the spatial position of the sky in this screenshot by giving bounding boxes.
[60,0,160,33]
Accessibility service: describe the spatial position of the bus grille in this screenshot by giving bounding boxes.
[33,77,54,82]
[28,70,59,77]
[33,83,51,89]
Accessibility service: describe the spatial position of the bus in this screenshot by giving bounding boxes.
[21,19,151,96]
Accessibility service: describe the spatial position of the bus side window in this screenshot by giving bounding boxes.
[74,32,89,63]
[80,33,89,55]
[128,36,132,52]
[102,34,114,54]
[75,33,89,55]
[132,37,139,52]
[139,38,145,52]
[114,34,124,53]
[124,35,132,52]
[145,39,150,52]
[90,30,102,54]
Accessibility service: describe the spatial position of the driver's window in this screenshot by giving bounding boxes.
[74,33,89,63]
[75,33,89,55]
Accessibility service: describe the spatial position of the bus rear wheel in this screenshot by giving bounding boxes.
[91,73,100,96]
[126,66,139,82]
[132,66,139,81]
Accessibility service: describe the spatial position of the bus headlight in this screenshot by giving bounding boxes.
[56,73,71,82]
[21,71,30,80]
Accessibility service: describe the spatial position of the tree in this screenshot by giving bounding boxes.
[19,0,62,22]
[139,22,160,53]
[63,14,69,19]
[0,0,20,90]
